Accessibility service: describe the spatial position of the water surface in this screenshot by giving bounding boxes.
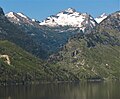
[0,81,120,99]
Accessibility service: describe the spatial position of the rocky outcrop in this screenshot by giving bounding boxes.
[0,54,11,65]
[0,7,4,16]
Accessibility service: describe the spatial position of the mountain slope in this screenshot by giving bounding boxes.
[0,40,79,84]
[49,11,120,80]
[0,7,46,59]
[98,11,120,38]
[0,40,46,84]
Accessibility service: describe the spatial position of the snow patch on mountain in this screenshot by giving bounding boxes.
[39,8,97,32]
[32,19,36,22]
[95,13,107,23]
[5,12,39,26]
[17,12,28,19]
[5,12,20,21]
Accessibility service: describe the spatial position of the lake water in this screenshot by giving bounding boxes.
[0,81,120,99]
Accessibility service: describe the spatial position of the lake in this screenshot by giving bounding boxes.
[0,81,120,99]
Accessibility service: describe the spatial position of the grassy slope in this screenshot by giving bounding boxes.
[0,40,78,84]
[53,38,120,80]
[0,40,49,84]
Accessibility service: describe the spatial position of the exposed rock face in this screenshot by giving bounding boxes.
[99,11,120,36]
[0,54,11,65]
[0,7,4,16]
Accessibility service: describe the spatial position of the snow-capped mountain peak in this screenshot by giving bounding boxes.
[5,12,38,26]
[40,8,97,32]
[100,13,107,17]
[64,8,76,13]
[5,12,15,17]
[5,12,29,20]
[95,13,108,23]
[6,12,15,17]
[5,12,20,21]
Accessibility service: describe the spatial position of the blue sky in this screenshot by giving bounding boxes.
[0,0,120,21]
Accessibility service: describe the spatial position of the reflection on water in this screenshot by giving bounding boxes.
[0,81,120,99]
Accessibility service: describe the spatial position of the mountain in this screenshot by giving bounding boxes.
[0,7,46,59]
[0,7,4,16]
[6,8,98,33]
[95,13,108,23]
[49,11,120,80]
[0,7,79,83]
[0,6,120,82]
[5,12,40,26]
[5,8,98,58]
[5,10,81,57]
[98,11,120,38]
[0,40,79,84]
[0,40,46,84]
[40,8,97,32]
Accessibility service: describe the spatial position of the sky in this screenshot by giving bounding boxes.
[0,0,120,21]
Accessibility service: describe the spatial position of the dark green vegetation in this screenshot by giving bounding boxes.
[0,40,78,84]
[49,11,120,80]
[0,40,47,84]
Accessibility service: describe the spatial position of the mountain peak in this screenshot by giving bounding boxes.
[5,12,19,21]
[64,8,76,13]
[100,13,107,17]
[0,7,4,16]
[6,12,16,17]
[6,12,35,25]
[40,8,97,32]
[95,13,108,23]
[6,12,30,20]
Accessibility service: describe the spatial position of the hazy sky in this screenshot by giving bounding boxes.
[0,0,119,21]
